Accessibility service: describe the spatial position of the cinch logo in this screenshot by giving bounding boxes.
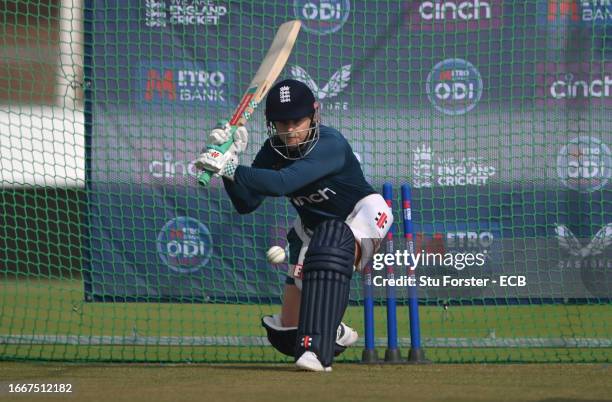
[291,187,337,206]
[420,0,491,20]
[148,152,200,179]
[294,0,351,35]
[537,0,612,27]
[406,0,503,31]
[550,74,612,99]
[536,62,612,106]
[426,59,483,115]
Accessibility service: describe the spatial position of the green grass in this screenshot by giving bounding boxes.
[1,279,611,363]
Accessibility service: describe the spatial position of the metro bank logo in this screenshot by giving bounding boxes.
[137,61,235,108]
[405,0,503,31]
[537,0,612,27]
[145,69,176,101]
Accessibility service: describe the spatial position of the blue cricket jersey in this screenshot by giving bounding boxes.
[223,125,376,230]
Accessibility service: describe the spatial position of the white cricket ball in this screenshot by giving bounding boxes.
[266,246,286,264]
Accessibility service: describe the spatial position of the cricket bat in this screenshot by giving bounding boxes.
[197,20,302,186]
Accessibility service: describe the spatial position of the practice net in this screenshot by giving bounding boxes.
[1,0,610,362]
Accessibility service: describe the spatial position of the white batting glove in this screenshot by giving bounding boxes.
[229,125,248,154]
[195,149,238,181]
[207,121,249,155]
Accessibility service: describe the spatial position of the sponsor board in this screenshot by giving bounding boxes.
[156,216,213,273]
[415,222,498,259]
[413,144,496,188]
[555,223,612,297]
[426,58,483,115]
[537,0,612,28]
[406,0,503,31]
[138,61,236,108]
[557,136,611,192]
[294,0,351,35]
[536,62,612,106]
[145,0,228,27]
[291,64,352,110]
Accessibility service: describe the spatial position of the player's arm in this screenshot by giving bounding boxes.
[222,148,269,214]
[233,138,345,196]
[222,178,264,215]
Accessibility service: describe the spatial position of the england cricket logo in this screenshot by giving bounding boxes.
[279,85,291,103]
[290,65,351,110]
[412,144,496,188]
[145,0,167,27]
[413,145,434,188]
[145,0,228,27]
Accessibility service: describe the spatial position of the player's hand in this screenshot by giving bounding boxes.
[195,149,231,173]
[195,149,238,181]
[207,121,232,145]
[207,121,249,155]
[229,125,248,154]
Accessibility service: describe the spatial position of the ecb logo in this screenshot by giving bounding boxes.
[294,0,351,35]
[557,136,611,192]
[426,58,483,115]
[156,217,213,273]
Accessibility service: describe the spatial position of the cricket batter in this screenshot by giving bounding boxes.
[196,79,392,372]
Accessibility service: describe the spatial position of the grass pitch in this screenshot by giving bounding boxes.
[1,278,611,401]
[1,362,611,402]
[1,279,611,363]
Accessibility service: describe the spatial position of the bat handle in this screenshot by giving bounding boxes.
[197,170,213,187]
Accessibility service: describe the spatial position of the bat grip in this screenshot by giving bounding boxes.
[196,127,237,187]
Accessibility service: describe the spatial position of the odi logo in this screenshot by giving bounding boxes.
[426,58,483,115]
[294,0,351,35]
[557,136,611,193]
[156,217,213,273]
